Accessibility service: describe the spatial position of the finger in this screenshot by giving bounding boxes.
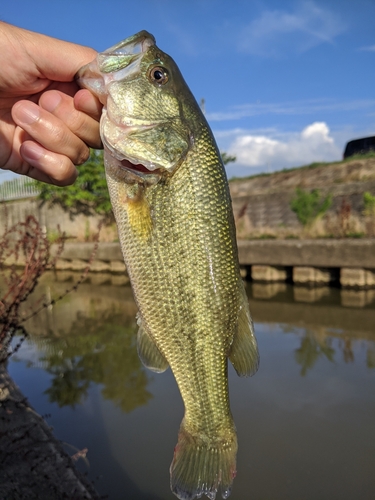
[11,100,90,165]
[19,140,78,186]
[39,90,102,148]
[74,88,103,121]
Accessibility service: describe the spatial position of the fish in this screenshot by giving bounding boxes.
[76,31,259,500]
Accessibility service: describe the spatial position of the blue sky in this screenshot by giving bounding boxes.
[1,0,375,179]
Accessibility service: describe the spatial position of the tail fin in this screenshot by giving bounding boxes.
[170,423,237,500]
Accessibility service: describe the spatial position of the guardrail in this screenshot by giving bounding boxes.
[0,176,40,201]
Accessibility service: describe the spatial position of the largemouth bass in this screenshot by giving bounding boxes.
[77,31,259,500]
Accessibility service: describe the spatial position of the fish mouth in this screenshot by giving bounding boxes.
[101,113,167,179]
[104,145,164,183]
[120,158,162,176]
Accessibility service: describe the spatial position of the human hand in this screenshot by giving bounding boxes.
[0,22,102,186]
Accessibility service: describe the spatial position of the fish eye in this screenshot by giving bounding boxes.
[149,66,169,85]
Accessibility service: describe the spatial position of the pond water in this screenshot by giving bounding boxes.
[7,272,375,500]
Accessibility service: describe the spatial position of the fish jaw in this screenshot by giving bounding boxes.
[75,31,155,103]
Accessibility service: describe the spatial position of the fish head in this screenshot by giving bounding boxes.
[77,31,197,182]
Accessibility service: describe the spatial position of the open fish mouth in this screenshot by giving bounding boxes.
[105,146,164,177]
[99,112,167,178]
[120,158,163,176]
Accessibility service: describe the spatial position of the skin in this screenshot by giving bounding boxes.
[0,21,102,185]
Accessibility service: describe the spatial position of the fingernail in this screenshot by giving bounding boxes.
[16,103,40,125]
[21,142,44,162]
[41,91,62,112]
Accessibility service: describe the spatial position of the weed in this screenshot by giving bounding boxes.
[290,188,332,227]
[0,216,100,362]
[363,192,375,216]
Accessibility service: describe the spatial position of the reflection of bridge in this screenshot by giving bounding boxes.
[248,282,375,373]
[248,283,375,336]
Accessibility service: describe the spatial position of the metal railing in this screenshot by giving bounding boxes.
[0,176,40,201]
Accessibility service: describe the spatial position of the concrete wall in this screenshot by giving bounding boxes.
[0,198,117,242]
[231,180,375,238]
[229,157,375,238]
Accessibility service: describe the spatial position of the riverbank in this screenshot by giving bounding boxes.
[0,363,101,499]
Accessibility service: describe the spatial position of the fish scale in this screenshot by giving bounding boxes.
[77,30,259,500]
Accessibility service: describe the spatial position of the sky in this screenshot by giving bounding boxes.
[1,0,375,179]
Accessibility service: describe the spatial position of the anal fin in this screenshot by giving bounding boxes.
[137,314,169,373]
[229,282,259,377]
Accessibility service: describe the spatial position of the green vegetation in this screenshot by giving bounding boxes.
[363,191,375,216]
[220,152,236,166]
[290,188,332,226]
[35,149,112,218]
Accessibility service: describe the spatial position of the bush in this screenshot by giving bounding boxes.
[363,192,375,216]
[35,150,112,219]
[290,188,332,226]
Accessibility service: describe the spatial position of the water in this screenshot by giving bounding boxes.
[6,273,375,500]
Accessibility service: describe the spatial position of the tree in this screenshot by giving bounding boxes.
[221,152,236,166]
[36,149,112,218]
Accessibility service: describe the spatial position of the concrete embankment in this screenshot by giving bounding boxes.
[48,239,375,289]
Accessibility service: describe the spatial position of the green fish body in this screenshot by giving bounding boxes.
[77,31,259,500]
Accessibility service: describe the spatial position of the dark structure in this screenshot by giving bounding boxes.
[343,136,375,158]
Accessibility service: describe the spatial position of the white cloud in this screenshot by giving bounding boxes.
[226,122,341,171]
[359,44,375,52]
[238,1,345,57]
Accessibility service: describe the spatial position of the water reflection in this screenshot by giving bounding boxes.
[294,330,335,376]
[16,273,151,412]
[247,282,375,375]
[6,273,375,500]
[38,312,151,411]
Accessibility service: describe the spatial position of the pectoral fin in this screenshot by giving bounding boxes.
[229,283,259,377]
[137,315,169,373]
